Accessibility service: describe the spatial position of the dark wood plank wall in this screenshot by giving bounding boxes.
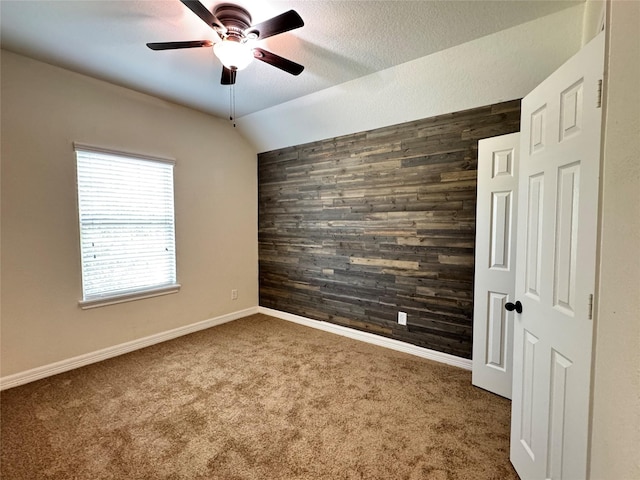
[258,100,521,359]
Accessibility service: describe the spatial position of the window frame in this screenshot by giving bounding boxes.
[74,143,180,309]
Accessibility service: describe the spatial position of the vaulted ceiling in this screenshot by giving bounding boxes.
[1,1,582,120]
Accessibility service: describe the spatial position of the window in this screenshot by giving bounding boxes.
[75,144,179,308]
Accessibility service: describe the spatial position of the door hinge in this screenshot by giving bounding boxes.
[597,79,603,108]
[588,294,594,320]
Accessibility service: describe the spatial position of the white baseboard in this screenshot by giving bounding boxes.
[0,307,259,391]
[258,307,472,371]
[1,305,471,391]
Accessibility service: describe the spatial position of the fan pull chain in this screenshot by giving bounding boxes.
[233,84,237,128]
[229,84,237,128]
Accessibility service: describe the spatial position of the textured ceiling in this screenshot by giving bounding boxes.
[0,0,582,119]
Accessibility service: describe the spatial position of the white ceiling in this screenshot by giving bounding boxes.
[1,0,582,119]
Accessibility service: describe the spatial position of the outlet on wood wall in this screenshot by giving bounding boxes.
[258,100,521,359]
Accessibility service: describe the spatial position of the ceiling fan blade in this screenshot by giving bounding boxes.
[245,10,303,40]
[146,40,213,51]
[253,48,304,76]
[180,0,226,34]
[221,66,237,85]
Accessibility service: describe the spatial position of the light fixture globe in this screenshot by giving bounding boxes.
[213,39,253,71]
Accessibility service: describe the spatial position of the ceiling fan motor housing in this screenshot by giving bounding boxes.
[214,3,252,40]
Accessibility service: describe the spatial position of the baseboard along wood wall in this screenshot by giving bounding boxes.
[259,307,472,370]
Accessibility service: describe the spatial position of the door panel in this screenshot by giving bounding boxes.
[510,32,604,480]
[553,162,580,313]
[519,329,539,460]
[486,291,508,370]
[525,174,544,299]
[547,349,572,479]
[490,190,512,269]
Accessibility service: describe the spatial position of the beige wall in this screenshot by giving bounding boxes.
[590,1,640,478]
[0,51,258,377]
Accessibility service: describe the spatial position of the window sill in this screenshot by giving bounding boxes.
[78,284,181,310]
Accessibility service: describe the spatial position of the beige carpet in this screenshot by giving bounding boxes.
[1,314,518,479]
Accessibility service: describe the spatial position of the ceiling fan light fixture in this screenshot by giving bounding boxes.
[213,39,253,71]
[147,1,305,85]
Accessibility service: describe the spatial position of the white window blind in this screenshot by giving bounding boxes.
[75,145,178,306]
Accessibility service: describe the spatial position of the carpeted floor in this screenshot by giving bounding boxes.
[1,314,518,479]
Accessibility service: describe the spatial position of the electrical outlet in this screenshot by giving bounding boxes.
[231,289,238,300]
[398,311,407,326]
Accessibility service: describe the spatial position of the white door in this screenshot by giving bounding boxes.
[510,32,604,479]
[472,133,520,399]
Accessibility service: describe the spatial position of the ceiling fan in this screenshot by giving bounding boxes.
[147,0,304,85]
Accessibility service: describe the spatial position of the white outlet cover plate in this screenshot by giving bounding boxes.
[398,312,407,325]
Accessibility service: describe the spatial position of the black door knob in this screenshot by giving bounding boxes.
[505,301,523,314]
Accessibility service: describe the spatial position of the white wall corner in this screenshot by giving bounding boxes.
[590,0,640,478]
[582,0,606,46]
